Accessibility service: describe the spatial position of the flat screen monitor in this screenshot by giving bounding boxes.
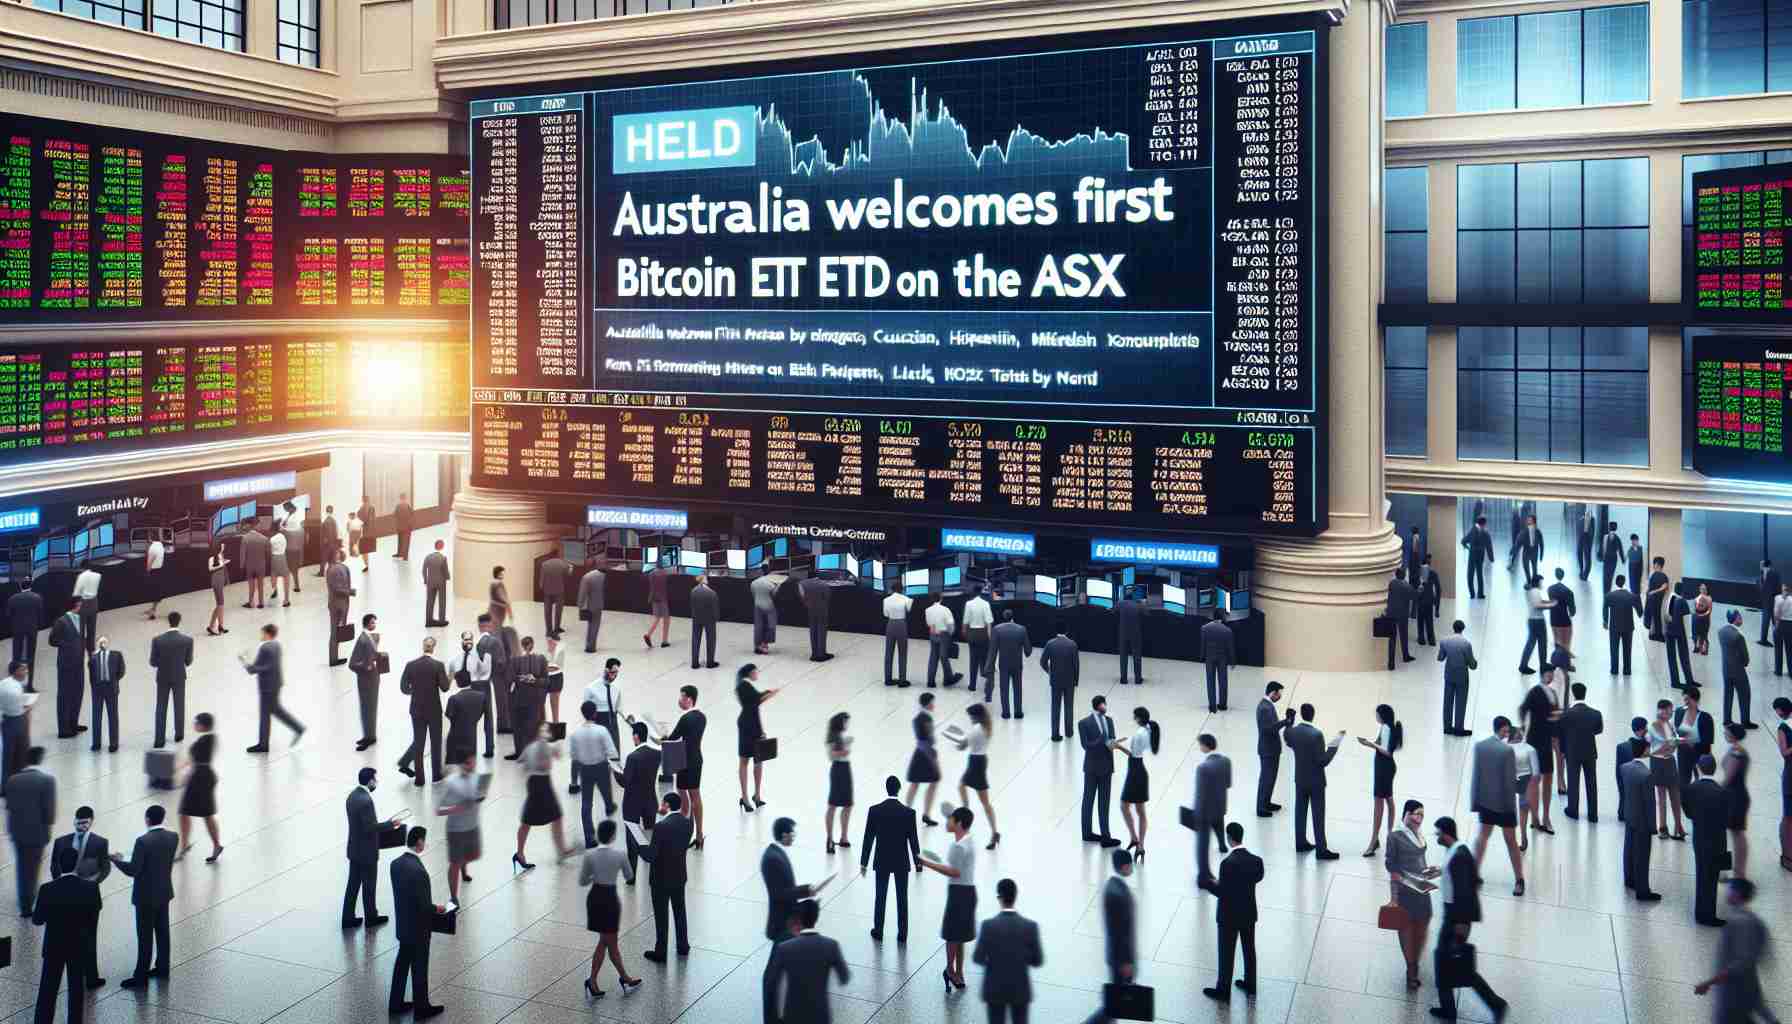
[869,559,884,590]
[727,549,746,572]
[943,566,962,588]
[817,553,843,571]
[1034,574,1059,607]
[237,499,257,522]
[1086,578,1114,607]
[562,539,586,562]
[32,540,48,571]
[680,549,705,569]
[747,544,764,568]
[1162,583,1186,613]
[72,531,89,555]
[48,536,69,556]
[644,546,659,570]
[219,505,240,528]
[1197,587,1217,610]
[1123,566,1136,587]
[773,538,789,558]
[1227,589,1251,612]
[845,553,860,578]
[903,568,929,595]
[93,524,114,557]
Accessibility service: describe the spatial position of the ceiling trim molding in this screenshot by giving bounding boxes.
[1387,460,1792,515]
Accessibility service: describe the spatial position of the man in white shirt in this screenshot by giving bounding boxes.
[961,585,994,698]
[569,699,620,846]
[447,632,493,759]
[144,535,166,620]
[882,591,913,687]
[72,567,102,653]
[1518,576,1553,675]
[1773,583,1792,676]
[583,658,623,748]
[924,597,961,688]
[0,661,29,781]
[268,529,289,607]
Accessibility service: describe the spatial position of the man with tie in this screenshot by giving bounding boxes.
[7,578,44,692]
[1414,556,1440,647]
[51,806,108,991]
[1459,515,1493,600]
[481,615,514,736]
[761,817,833,943]
[111,804,179,988]
[1685,755,1730,926]
[763,899,849,1024]
[1201,611,1234,712]
[1558,684,1603,821]
[538,553,573,638]
[1547,567,1576,652]
[800,573,834,662]
[972,879,1043,1024]
[389,826,444,1019]
[1192,734,1231,886]
[582,656,623,748]
[148,611,192,749]
[615,721,662,877]
[1625,534,1645,599]
[881,589,913,687]
[447,629,492,759]
[1717,610,1756,728]
[240,517,270,610]
[393,493,414,561]
[1254,682,1293,815]
[421,540,451,627]
[1437,620,1477,737]
[1604,575,1640,675]
[326,549,354,666]
[1115,586,1144,686]
[1468,718,1524,895]
[1041,626,1079,741]
[1664,581,1696,690]
[986,610,1031,717]
[241,623,304,753]
[1645,556,1671,640]
[1203,822,1263,1003]
[48,600,85,738]
[1759,559,1782,646]
[398,636,451,786]
[349,614,383,751]
[1614,716,1648,824]
[640,791,695,962]
[86,636,123,752]
[1384,568,1414,670]
[577,560,607,653]
[1576,509,1596,580]
[689,574,720,669]
[1431,816,1508,1021]
[320,505,341,572]
[1517,514,1544,583]
[860,775,920,943]
[1286,704,1341,858]
[1600,522,1623,594]
[343,767,398,928]
[1619,753,1660,900]
[71,565,101,652]
[1078,696,1121,847]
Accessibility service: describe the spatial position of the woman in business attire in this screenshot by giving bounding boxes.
[1692,583,1715,655]
[514,721,576,870]
[1648,699,1689,840]
[544,634,567,723]
[1382,799,1436,990]
[345,511,364,566]
[580,819,642,1000]
[735,663,779,813]
[177,712,223,863]
[268,529,289,607]
[205,543,230,636]
[1114,707,1160,860]
[1510,726,1539,850]
[1518,677,1560,835]
[918,805,977,992]
[905,691,942,827]
[489,566,511,628]
[1776,697,1792,872]
[953,704,1001,850]
[1722,722,1752,878]
[824,712,853,854]
[1358,703,1400,856]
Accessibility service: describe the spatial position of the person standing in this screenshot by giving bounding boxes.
[1576,509,1596,580]
[448,628,493,759]
[1615,715,1648,824]
[919,806,978,994]
[1600,522,1622,594]
[882,588,914,687]
[1559,684,1603,821]
[763,899,850,1023]
[241,623,304,753]
[748,566,776,655]
[389,826,443,1019]
[506,636,549,761]
[658,684,707,847]
[240,517,269,610]
[1414,558,1439,647]
[824,712,854,854]
[1406,526,1425,590]
[1078,695,1120,847]
[861,775,919,943]
[644,560,673,651]
[514,722,577,868]
[735,666,777,815]
[1358,704,1401,854]
[1776,582,1792,675]
[1619,753,1660,900]
[86,635,123,752]
[1041,625,1079,741]
[398,636,450,787]
[1192,733,1231,886]
[112,804,178,988]
[639,791,695,963]
[49,600,85,738]
[443,673,486,769]
[925,595,961,688]
[580,657,623,750]
[343,767,397,927]
[800,572,833,662]
[1547,568,1576,652]
[350,614,384,751]
[1384,568,1414,670]
[326,550,354,667]
[689,573,720,669]
[577,560,606,653]
[1467,718,1525,895]
[1286,704,1342,858]
[956,704,1001,850]
[1517,514,1544,582]
[1517,676,1560,837]
[480,614,514,740]
[1115,586,1143,686]
[1720,723,1752,879]
[761,817,832,943]
[148,613,192,750]
[539,552,572,639]
[1382,801,1436,993]
[578,819,642,999]
[393,493,414,561]
[569,701,619,846]
[1081,847,1136,1024]
[1204,822,1263,1003]
[1459,515,1493,600]
[355,495,376,570]
[71,564,101,653]
[1694,880,1770,1023]
[1437,621,1476,737]
[962,583,993,689]
[544,634,566,724]
[487,566,511,630]
[176,714,222,864]
[435,751,483,904]
[1665,582,1697,690]
[1693,583,1715,656]
[1114,708,1157,858]
[1645,557,1671,640]
[320,505,341,572]
[5,746,53,915]
[1201,611,1234,711]
[422,540,451,627]
[1625,533,1645,601]
[1685,754,1729,926]
[1717,610,1755,728]
[1430,816,1507,1022]
[32,847,100,1024]
[1255,682,1293,814]
[973,878,1043,1024]
[1604,575,1640,675]
[1518,575,1552,675]
[615,722,661,879]
[1648,700,1690,839]
[1,660,31,780]
[7,577,44,691]
[1676,687,1717,791]
[1759,560,1783,646]
[904,691,941,827]
[986,610,1030,717]
[281,506,305,598]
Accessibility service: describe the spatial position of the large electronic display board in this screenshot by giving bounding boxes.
[470,18,1328,536]
[0,114,469,320]
[1686,162,1791,321]
[1690,334,1792,482]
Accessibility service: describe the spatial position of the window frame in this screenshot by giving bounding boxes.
[1455,2,1650,112]
[277,0,321,68]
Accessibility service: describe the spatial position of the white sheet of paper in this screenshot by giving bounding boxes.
[625,821,649,846]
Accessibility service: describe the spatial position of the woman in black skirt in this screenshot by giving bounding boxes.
[918,806,976,992]
[578,820,641,999]
[1519,678,1561,835]
[954,704,1000,850]
[735,664,781,813]
[1357,703,1400,857]
[1114,707,1159,859]
[514,721,576,871]
[1721,722,1752,878]
[205,543,229,636]
[177,712,223,863]
[824,712,853,854]
[904,691,942,827]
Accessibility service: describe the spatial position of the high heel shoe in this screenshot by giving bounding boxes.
[954,973,967,991]
[462,868,473,882]
[922,816,940,827]
[835,839,850,848]
[941,969,953,993]
[739,798,754,814]
[985,833,1000,851]
[827,839,836,855]
[1135,847,1146,862]
[754,797,767,808]
[205,846,224,864]
[1362,840,1380,857]
[619,977,643,995]
[512,853,534,874]
[585,978,604,1000]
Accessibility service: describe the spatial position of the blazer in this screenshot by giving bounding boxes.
[538,557,573,598]
[760,843,814,941]
[356,503,375,534]
[987,621,1031,673]
[240,530,270,574]
[402,655,450,717]
[421,551,451,586]
[1100,876,1135,968]
[1467,736,1518,814]
[1601,532,1623,567]
[391,851,434,944]
[1193,753,1231,822]
[5,589,44,634]
[1665,594,1691,637]
[1385,577,1413,617]
[51,831,110,882]
[763,931,849,1024]
[799,577,831,620]
[1618,759,1656,832]
[617,745,663,820]
[1215,847,1264,927]
[640,812,694,886]
[1078,712,1116,775]
[859,797,920,874]
[1436,635,1477,684]
[1440,845,1482,924]
[1718,623,1750,681]
[349,633,380,678]
[1685,778,1730,854]
[325,562,353,608]
[972,911,1044,1006]
[1285,722,1337,789]
[113,827,178,905]
[1200,619,1235,666]
[1116,599,1143,644]
[1626,546,1645,583]
[1039,635,1079,688]
[1459,526,1493,563]
[444,688,485,746]
[1418,568,1442,612]
[1518,525,1544,556]
[1547,583,1576,624]
[49,614,84,669]
[1256,698,1291,756]
[345,786,381,864]
[1761,568,1784,606]
[1614,735,1645,811]
[1604,589,1640,632]
[245,640,283,692]
[689,583,719,626]
[395,502,414,532]
[4,767,55,845]
[1558,703,1604,763]
[148,629,192,686]
[31,873,102,960]
[577,568,606,612]
[87,649,125,692]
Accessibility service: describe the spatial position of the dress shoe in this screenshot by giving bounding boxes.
[415,1006,445,1021]
[1202,987,1229,1002]
[1517,666,1536,675]
[706,661,720,668]
[1296,842,1316,852]
[1697,916,1727,927]
[342,917,363,928]
[677,947,691,956]
[329,659,347,667]
[1082,834,1103,843]
[108,745,117,753]
[368,915,389,926]
[1269,802,1283,811]
[355,739,373,751]
[642,950,666,964]
[1099,838,1122,849]
[1315,849,1340,860]
[76,725,87,732]
[389,1002,413,1015]
[89,978,105,988]
[1634,891,1662,901]
[398,764,415,777]
[245,745,269,753]
[120,976,149,990]
[870,929,882,941]
[1256,811,1274,818]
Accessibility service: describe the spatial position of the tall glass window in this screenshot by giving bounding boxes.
[1384,168,1429,457]
[1386,23,1429,117]
[1683,0,1792,97]
[1684,510,1792,583]
[150,0,245,51]
[1457,4,1648,111]
[1459,326,1648,464]
[32,0,145,30]
[1457,157,1649,305]
[277,0,319,67]
[495,0,734,26]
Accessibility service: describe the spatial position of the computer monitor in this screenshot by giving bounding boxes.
[943,566,962,588]
[562,539,586,563]
[868,559,884,590]
[845,554,860,578]
[1197,588,1217,610]
[773,538,789,558]
[1034,574,1059,607]
[219,505,240,528]
[747,544,764,569]
[31,540,48,575]
[93,523,115,557]
[817,553,842,571]
[644,546,659,571]
[237,498,257,522]
[1227,589,1251,613]
[1086,578,1114,608]
[680,549,705,570]
[726,549,747,572]
[1123,566,1136,587]
[903,568,929,595]
[72,531,89,555]
[1162,583,1187,613]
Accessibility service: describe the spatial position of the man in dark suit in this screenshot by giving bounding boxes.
[1717,609,1755,727]
[86,635,123,752]
[1254,682,1293,815]
[1626,534,1645,600]
[1604,575,1640,675]
[986,611,1031,718]
[1558,684,1603,822]
[1040,627,1079,741]
[444,673,486,767]
[1286,704,1341,858]
[326,549,354,666]
[1614,716,1648,825]
[320,505,341,571]
[763,899,849,1024]
[390,826,444,1019]
[349,613,383,751]
[343,767,395,928]
[1664,582,1696,690]
[615,721,662,877]
[640,791,695,962]
[6,578,44,691]
[52,806,107,990]
[762,817,831,943]
[973,878,1043,1024]
[800,574,833,661]
[147,612,192,748]
[1086,849,1136,1024]
[1406,526,1425,589]
[1619,755,1660,900]
[539,553,573,638]
[5,745,53,915]
[1685,755,1730,926]
[1547,567,1577,652]
[398,636,451,786]
[421,540,451,627]
[1438,621,1477,736]
[1759,559,1782,646]
[240,517,270,609]
[1115,589,1143,686]
[1384,568,1414,669]
[48,601,85,738]
[1600,522,1623,594]
[1192,734,1231,886]
[577,561,606,653]
[1432,816,1508,1020]
[33,846,101,1024]
[1460,515,1493,600]
[111,804,179,987]
[689,574,720,669]
[393,493,414,561]
[1203,822,1264,1002]
[860,775,920,942]
[1415,556,1440,646]
[1517,514,1544,582]
[241,623,304,753]
[1078,696,1120,847]
[1201,611,1234,712]
[1576,509,1596,580]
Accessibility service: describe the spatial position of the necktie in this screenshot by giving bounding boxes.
[76,833,85,861]
[99,656,107,683]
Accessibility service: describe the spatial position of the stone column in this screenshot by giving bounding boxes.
[1428,494,1458,602]
[450,486,562,604]
[1252,1,1404,671]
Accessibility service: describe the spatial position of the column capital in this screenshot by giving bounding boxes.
[450,487,563,602]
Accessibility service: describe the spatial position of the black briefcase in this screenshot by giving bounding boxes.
[1179,806,1198,831]
[1372,615,1395,638]
[755,737,779,762]
[377,822,407,849]
[0,935,11,969]
[335,624,355,644]
[1102,983,1154,1021]
[549,721,567,742]
[376,653,391,675]
[661,738,688,773]
[431,907,457,935]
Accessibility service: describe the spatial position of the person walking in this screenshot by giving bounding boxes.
[1082,847,1137,1024]
[1384,800,1437,992]
[393,493,414,561]
[86,635,123,753]
[538,552,572,639]
[919,806,978,994]
[1720,723,1752,879]
[763,899,850,1023]
[240,517,269,610]
[6,746,53,915]
[435,751,483,904]
[1693,880,1770,1022]
[32,847,101,1024]
[1717,610,1755,729]
[580,658,623,749]
[281,506,305,599]
[48,600,84,737]
[240,623,304,753]
[615,722,661,879]
[1459,515,1493,600]
[1559,684,1604,822]
[972,878,1043,1024]
[1202,822,1263,1003]
[1620,751,1661,900]
[1517,514,1544,582]
[579,819,642,999]
[514,722,577,870]
[824,712,854,854]
[925,595,961,688]
[1510,726,1539,850]
[176,714,223,863]
[1430,816,1507,1022]
[388,827,444,1020]
[1600,522,1623,594]
[1192,734,1231,888]
[112,804,179,989]
[1468,718,1525,895]
[905,691,942,826]
[1518,575,1552,675]
[962,585,994,691]
[148,612,192,749]
[1078,695,1120,846]
[735,665,778,814]
[985,611,1030,717]
[488,566,511,630]
[689,574,719,669]
[1255,681,1293,813]
[1115,707,1158,859]
[1605,575,1640,676]
[569,701,619,847]
[953,704,1001,850]
[1518,675,1560,836]
[1358,704,1401,854]
[398,637,450,787]
[861,775,920,943]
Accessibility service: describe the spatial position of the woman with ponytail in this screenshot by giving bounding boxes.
[1114,707,1160,859]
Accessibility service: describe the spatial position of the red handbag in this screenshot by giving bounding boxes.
[1377,904,1411,931]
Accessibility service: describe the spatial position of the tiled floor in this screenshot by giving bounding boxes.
[2,524,1786,1024]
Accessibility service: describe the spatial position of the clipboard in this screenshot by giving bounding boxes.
[624,821,649,847]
